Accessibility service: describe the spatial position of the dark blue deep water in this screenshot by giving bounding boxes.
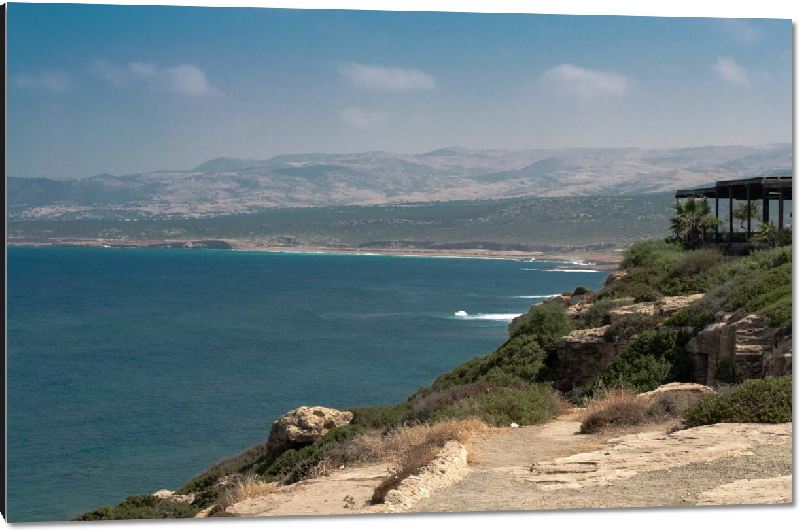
[6,246,607,522]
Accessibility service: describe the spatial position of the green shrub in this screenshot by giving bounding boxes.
[588,329,689,394]
[425,303,570,393]
[348,403,415,429]
[257,425,365,483]
[603,313,662,342]
[575,299,632,329]
[176,440,274,495]
[507,303,573,348]
[72,495,197,521]
[683,376,792,427]
[621,240,686,270]
[427,383,560,426]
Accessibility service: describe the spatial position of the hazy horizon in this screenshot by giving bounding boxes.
[8,4,792,178]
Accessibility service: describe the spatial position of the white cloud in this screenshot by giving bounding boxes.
[337,62,436,91]
[541,64,628,98]
[722,19,759,43]
[13,70,70,92]
[714,57,750,86]
[341,108,389,129]
[90,60,218,95]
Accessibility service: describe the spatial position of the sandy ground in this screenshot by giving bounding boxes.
[224,414,792,518]
[410,416,792,513]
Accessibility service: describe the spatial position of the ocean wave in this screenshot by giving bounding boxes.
[452,311,522,322]
[520,268,539,271]
[511,294,560,299]
[548,269,602,273]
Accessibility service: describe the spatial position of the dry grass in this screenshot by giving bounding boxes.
[348,418,490,464]
[216,476,288,510]
[579,387,697,434]
[579,388,652,434]
[360,418,490,505]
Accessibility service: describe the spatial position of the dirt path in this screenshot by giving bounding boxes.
[225,415,791,517]
[410,417,792,513]
[228,464,390,517]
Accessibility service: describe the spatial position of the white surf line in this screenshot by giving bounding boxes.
[452,310,522,322]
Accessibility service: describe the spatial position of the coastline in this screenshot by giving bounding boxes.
[7,239,623,270]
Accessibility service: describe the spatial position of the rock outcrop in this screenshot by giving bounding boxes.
[686,311,791,386]
[553,327,627,394]
[384,442,470,512]
[607,294,703,325]
[639,382,714,402]
[267,406,353,453]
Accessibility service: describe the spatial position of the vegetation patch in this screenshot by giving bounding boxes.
[256,425,365,483]
[580,387,699,434]
[426,383,561,426]
[683,376,792,427]
[587,329,690,394]
[72,495,197,521]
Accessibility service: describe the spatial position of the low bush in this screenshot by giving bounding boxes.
[603,313,662,343]
[620,240,686,270]
[579,387,697,434]
[257,425,365,483]
[175,440,274,495]
[349,403,415,429]
[588,329,690,394]
[72,495,197,521]
[216,475,285,510]
[683,376,792,427]
[426,383,560,426]
[575,298,632,329]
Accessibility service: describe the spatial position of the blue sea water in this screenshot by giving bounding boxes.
[6,246,607,522]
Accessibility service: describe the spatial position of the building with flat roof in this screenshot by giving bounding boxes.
[675,176,792,242]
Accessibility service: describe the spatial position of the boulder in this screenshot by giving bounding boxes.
[152,489,196,504]
[267,406,353,452]
[639,382,715,402]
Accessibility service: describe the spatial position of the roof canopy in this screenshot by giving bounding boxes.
[676,176,792,200]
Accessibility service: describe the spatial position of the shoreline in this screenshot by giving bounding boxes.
[6,239,623,270]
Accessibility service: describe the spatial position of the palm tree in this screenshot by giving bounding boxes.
[670,198,718,245]
[754,221,791,248]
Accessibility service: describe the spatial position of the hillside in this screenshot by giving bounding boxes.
[72,239,792,520]
[8,144,791,221]
[7,194,676,249]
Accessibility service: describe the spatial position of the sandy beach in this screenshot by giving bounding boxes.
[7,238,624,270]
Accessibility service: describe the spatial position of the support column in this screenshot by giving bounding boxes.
[746,184,752,240]
[762,187,770,224]
[779,188,785,230]
[729,192,734,242]
[715,192,720,242]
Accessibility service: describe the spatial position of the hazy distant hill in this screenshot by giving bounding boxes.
[7,144,791,221]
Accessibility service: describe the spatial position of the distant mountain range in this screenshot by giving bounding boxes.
[7,144,791,220]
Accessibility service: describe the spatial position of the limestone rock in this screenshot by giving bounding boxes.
[152,489,195,504]
[553,327,625,393]
[686,312,786,386]
[655,294,704,318]
[603,270,628,288]
[607,302,656,325]
[267,406,353,452]
[639,382,714,402]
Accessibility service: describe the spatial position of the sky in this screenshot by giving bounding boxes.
[6,3,793,178]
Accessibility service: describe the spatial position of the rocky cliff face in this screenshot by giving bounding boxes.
[686,311,792,386]
[553,326,626,393]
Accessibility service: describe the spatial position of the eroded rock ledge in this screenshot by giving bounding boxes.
[384,441,470,512]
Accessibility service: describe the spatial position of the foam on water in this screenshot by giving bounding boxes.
[452,311,522,322]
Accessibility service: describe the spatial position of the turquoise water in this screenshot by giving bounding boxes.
[6,246,607,522]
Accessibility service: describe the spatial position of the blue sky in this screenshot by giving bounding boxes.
[7,3,792,178]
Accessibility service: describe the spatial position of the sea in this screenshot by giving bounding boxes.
[6,246,608,522]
